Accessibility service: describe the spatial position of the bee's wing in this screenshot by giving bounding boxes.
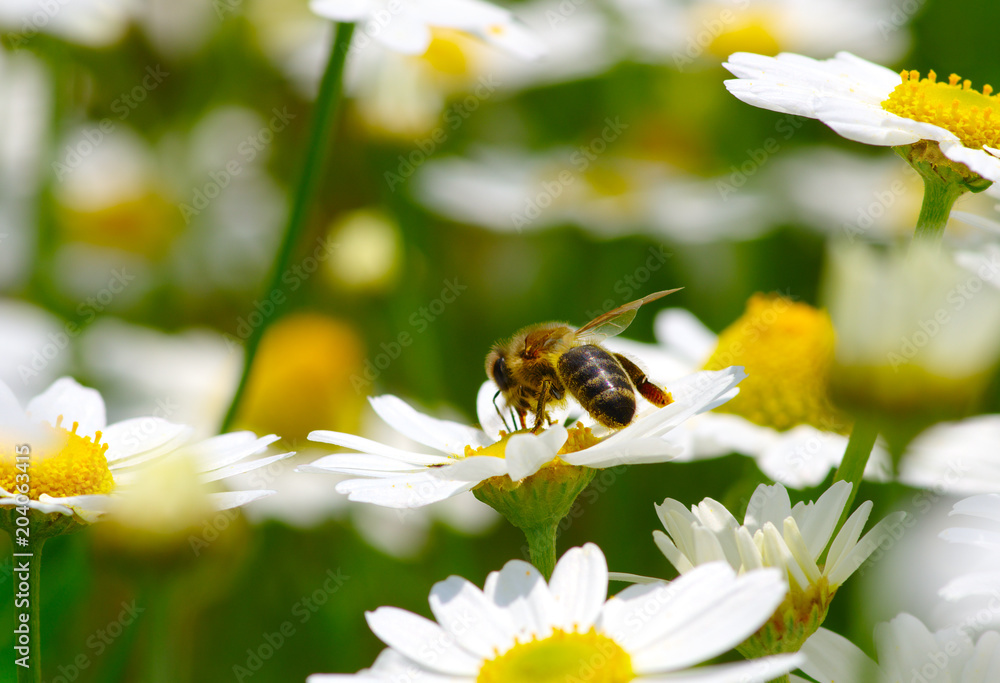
[575,289,681,343]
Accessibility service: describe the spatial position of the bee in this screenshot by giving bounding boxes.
[486,290,678,433]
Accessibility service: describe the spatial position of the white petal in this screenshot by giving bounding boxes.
[208,490,274,510]
[201,452,292,484]
[940,527,1000,552]
[504,425,566,480]
[798,627,882,683]
[828,511,906,587]
[429,575,516,657]
[744,483,792,531]
[637,654,803,683]
[375,15,433,55]
[603,563,785,668]
[366,606,481,675]
[653,530,695,574]
[308,431,451,466]
[549,543,608,632]
[943,141,1000,184]
[184,432,279,471]
[309,0,373,21]
[796,480,851,560]
[490,559,557,639]
[428,455,506,482]
[653,308,716,366]
[940,572,1000,601]
[336,474,472,508]
[26,377,106,435]
[102,417,192,465]
[950,494,1000,524]
[369,395,491,453]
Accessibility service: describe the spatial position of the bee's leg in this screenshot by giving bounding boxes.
[532,380,552,433]
[614,354,674,407]
[493,391,512,432]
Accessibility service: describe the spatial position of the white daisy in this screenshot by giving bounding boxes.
[826,241,1000,436]
[310,0,543,58]
[615,295,891,488]
[724,51,1000,184]
[0,0,133,47]
[899,417,1000,496]
[414,148,774,242]
[795,615,1000,683]
[309,543,803,683]
[642,481,906,654]
[302,367,744,509]
[0,377,291,525]
[609,0,909,68]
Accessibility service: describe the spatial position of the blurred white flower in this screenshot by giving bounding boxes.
[0,0,134,47]
[0,377,289,525]
[0,50,48,290]
[768,147,999,242]
[825,242,1000,430]
[415,148,775,242]
[310,544,801,683]
[796,615,1000,683]
[79,318,241,439]
[608,0,909,67]
[725,52,1000,183]
[613,297,891,488]
[900,417,1000,496]
[310,0,544,58]
[940,495,1000,612]
[0,300,73,403]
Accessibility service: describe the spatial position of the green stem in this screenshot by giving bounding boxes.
[143,581,177,683]
[831,418,880,534]
[913,172,966,244]
[13,538,45,683]
[523,521,559,580]
[220,21,356,433]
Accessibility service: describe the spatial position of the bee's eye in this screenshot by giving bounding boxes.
[491,356,510,392]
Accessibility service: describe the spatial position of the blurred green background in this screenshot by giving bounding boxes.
[2,0,1000,680]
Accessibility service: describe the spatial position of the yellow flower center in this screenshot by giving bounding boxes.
[420,28,473,77]
[703,294,848,433]
[0,418,115,500]
[464,424,602,461]
[477,628,633,683]
[882,70,1000,150]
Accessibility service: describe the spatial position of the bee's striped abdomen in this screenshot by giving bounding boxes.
[557,344,635,428]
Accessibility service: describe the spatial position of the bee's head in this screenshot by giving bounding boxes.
[485,347,511,394]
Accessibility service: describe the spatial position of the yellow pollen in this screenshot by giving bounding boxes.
[703,294,848,433]
[0,419,115,500]
[420,28,473,76]
[476,627,633,683]
[463,424,601,461]
[882,69,1000,150]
